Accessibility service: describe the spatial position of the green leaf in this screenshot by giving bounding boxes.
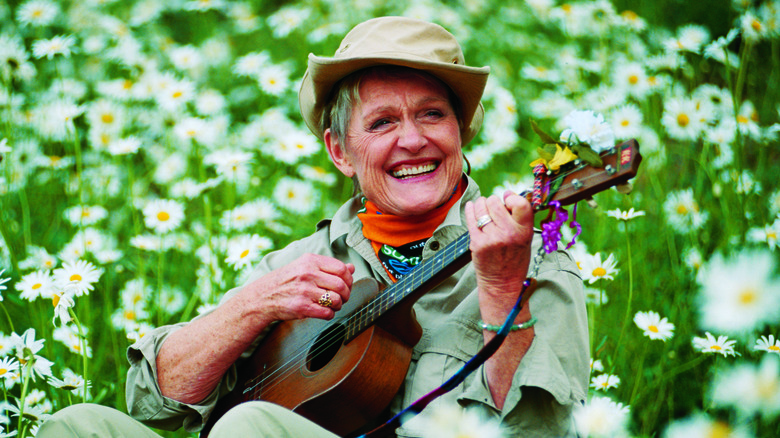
[530,119,563,145]
[571,144,604,168]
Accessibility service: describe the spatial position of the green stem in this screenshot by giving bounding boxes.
[68,309,89,403]
[17,350,34,438]
[614,229,634,361]
[0,201,18,273]
[628,342,648,406]
[18,188,32,251]
[157,234,164,326]
[0,302,14,333]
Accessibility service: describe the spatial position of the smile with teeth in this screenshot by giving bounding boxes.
[391,163,438,179]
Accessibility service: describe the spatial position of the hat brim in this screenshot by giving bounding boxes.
[300,53,490,145]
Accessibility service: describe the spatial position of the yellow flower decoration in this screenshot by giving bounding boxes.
[530,145,579,171]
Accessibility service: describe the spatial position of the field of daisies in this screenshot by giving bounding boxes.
[1,0,779,437]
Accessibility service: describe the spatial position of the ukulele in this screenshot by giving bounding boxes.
[201,139,642,437]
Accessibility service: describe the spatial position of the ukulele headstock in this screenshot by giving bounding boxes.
[527,139,642,210]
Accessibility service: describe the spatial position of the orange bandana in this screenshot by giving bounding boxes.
[358,179,465,282]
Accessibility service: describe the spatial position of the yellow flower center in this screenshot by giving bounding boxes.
[102,114,114,124]
[710,422,731,438]
[123,79,133,90]
[69,274,82,282]
[648,325,659,333]
[157,211,170,221]
[677,113,690,127]
[628,74,639,85]
[287,190,295,199]
[739,288,757,305]
[172,91,183,98]
[769,345,780,352]
[592,267,607,277]
[0,368,6,376]
[710,345,722,350]
[52,294,61,307]
[737,115,749,124]
[125,310,136,320]
[240,249,250,259]
[561,4,572,13]
[621,10,638,20]
[751,19,763,32]
[676,204,688,214]
[32,283,42,290]
[621,120,630,127]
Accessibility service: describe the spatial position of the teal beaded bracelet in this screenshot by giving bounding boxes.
[480,316,537,332]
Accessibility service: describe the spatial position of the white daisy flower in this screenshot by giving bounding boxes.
[612,62,650,99]
[273,177,319,215]
[52,288,76,325]
[35,100,83,141]
[609,104,643,140]
[662,97,706,141]
[225,235,265,271]
[266,5,310,38]
[63,205,108,227]
[142,199,185,234]
[108,136,142,156]
[606,207,646,221]
[663,188,709,233]
[580,252,619,284]
[48,368,90,392]
[573,396,630,438]
[590,373,621,391]
[741,11,769,42]
[53,325,92,358]
[16,0,60,27]
[696,249,780,335]
[155,78,195,111]
[634,310,675,341]
[298,165,337,186]
[233,51,270,78]
[15,270,54,301]
[754,334,780,355]
[559,110,616,152]
[663,412,751,438]
[266,129,320,164]
[52,259,103,297]
[169,44,203,71]
[229,2,261,33]
[692,332,739,357]
[195,89,227,115]
[747,218,780,250]
[590,358,605,374]
[415,402,504,438]
[258,64,290,96]
[204,150,253,180]
[86,99,125,134]
[0,357,20,381]
[710,354,780,419]
[31,34,77,59]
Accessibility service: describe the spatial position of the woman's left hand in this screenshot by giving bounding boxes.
[465,190,534,298]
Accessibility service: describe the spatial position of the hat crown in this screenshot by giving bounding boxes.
[333,17,465,66]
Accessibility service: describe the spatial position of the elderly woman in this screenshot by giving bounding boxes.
[39,17,588,438]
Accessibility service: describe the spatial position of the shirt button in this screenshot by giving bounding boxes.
[429,241,440,251]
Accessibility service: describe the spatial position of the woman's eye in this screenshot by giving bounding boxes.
[370,119,390,130]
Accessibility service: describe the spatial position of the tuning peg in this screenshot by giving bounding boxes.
[615,182,633,194]
[585,197,598,209]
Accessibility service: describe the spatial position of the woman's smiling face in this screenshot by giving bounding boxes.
[326,70,463,216]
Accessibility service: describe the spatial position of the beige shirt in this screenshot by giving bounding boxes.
[126,176,589,437]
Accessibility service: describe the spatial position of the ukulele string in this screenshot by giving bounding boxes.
[243,159,616,396]
[243,238,467,396]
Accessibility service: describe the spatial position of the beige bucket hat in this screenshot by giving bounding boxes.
[299,16,490,145]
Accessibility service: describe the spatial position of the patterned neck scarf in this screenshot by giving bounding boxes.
[358,179,465,282]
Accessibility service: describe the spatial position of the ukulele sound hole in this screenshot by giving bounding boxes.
[306,323,346,372]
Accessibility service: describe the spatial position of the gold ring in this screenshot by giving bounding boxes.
[318,292,333,308]
[476,214,493,230]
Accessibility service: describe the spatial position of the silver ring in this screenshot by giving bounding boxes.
[476,215,493,230]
